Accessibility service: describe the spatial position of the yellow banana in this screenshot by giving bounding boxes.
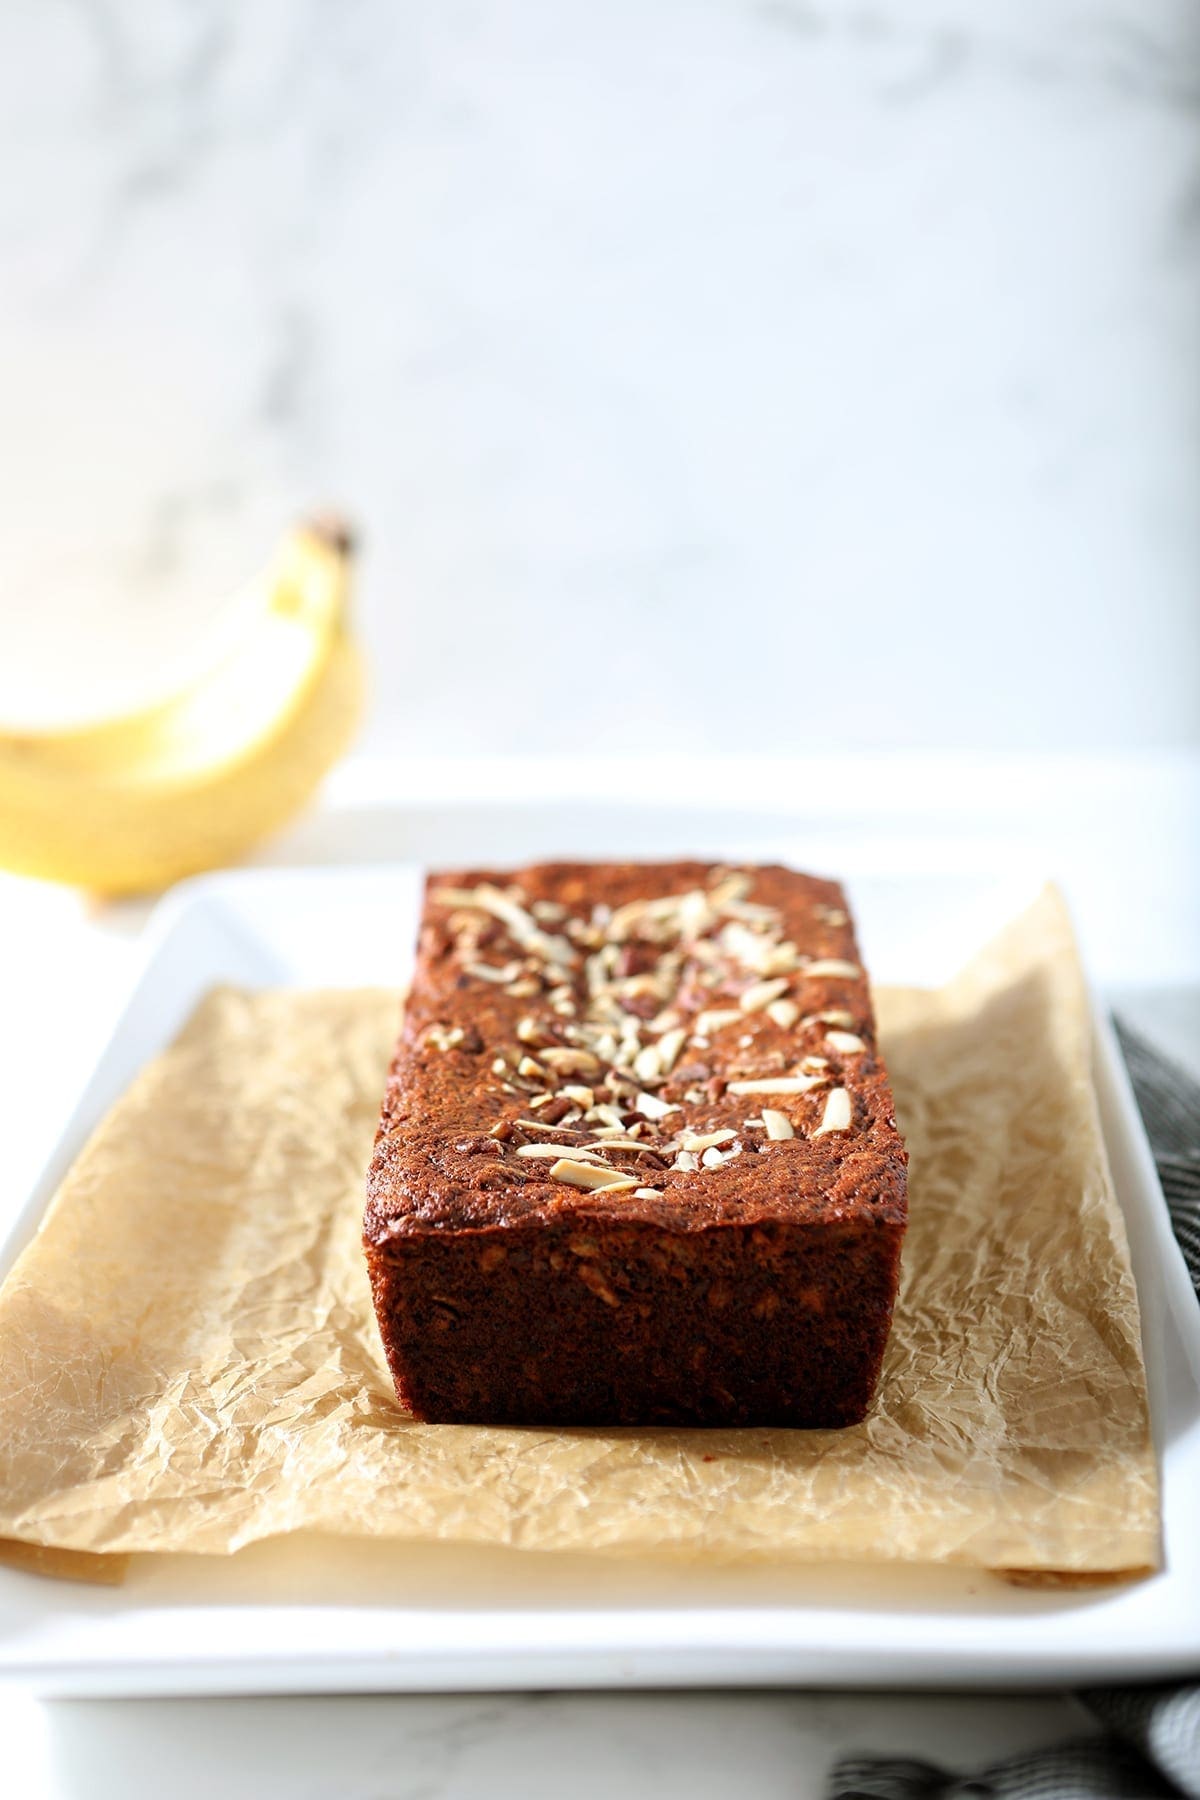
[0,518,363,896]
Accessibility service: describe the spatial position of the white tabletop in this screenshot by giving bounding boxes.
[1,752,1196,1798]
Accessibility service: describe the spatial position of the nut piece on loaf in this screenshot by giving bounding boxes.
[364,861,908,1427]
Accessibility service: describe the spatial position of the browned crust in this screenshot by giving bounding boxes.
[365,860,907,1425]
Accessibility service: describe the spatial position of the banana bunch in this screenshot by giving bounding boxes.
[0,518,363,896]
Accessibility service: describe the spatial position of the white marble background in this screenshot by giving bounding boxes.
[0,0,1196,752]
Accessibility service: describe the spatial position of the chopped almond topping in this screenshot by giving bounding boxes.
[437,868,866,1186]
[432,884,577,970]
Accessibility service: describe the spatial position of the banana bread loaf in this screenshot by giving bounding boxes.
[364,861,907,1427]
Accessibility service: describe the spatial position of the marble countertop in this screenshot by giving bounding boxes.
[0,1688,1103,1800]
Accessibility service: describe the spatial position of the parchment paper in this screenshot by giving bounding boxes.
[0,888,1159,1581]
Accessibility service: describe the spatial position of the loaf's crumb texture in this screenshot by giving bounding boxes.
[365,862,908,1425]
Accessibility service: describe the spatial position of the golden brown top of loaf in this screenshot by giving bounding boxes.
[365,860,907,1241]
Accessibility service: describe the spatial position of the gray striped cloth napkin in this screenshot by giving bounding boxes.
[828,1020,1200,1800]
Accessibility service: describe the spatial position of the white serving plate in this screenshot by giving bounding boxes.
[1,864,1198,1697]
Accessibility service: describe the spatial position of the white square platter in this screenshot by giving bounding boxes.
[0,862,1197,1695]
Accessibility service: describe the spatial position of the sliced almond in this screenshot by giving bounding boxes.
[464,960,524,984]
[633,1186,660,1200]
[672,1150,700,1172]
[541,1047,602,1076]
[431,883,577,970]
[826,1030,866,1054]
[701,1143,741,1167]
[812,1087,853,1136]
[586,1103,627,1130]
[654,1025,687,1074]
[548,1159,637,1192]
[561,1084,595,1108]
[634,1090,679,1121]
[632,1044,662,1084]
[532,900,568,922]
[765,997,800,1030]
[721,898,779,924]
[707,871,752,909]
[761,1109,795,1140]
[516,1142,608,1160]
[694,1008,742,1036]
[802,959,862,980]
[517,1055,545,1080]
[727,1073,824,1096]
[677,888,717,940]
[740,977,791,1012]
[680,1128,738,1153]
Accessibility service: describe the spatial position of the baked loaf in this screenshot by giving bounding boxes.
[365,862,907,1427]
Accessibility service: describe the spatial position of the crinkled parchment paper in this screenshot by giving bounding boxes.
[0,889,1158,1582]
